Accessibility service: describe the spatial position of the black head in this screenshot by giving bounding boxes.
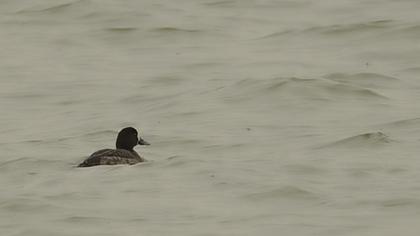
[116,127,150,150]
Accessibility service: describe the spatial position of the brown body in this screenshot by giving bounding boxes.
[78,149,145,167]
[77,127,149,168]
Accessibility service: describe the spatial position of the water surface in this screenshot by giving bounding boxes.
[1,0,420,235]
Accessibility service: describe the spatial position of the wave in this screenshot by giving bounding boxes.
[222,77,388,103]
[150,27,202,34]
[145,27,208,41]
[163,156,205,168]
[256,30,295,40]
[324,72,400,89]
[18,0,90,14]
[120,91,185,104]
[311,20,393,35]
[356,198,420,208]
[59,216,111,224]
[375,118,420,132]
[148,75,187,86]
[105,27,138,33]
[381,198,420,208]
[203,1,238,7]
[243,186,320,201]
[0,197,54,212]
[0,158,68,170]
[282,164,325,175]
[81,130,117,137]
[399,67,420,74]
[204,0,310,8]
[257,20,393,40]
[10,130,117,144]
[97,26,208,45]
[320,132,393,148]
[380,24,420,40]
[56,130,116,142]
[0,157,30,167]
[19,2,73,13]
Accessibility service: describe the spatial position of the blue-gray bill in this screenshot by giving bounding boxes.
[138,138,150,145]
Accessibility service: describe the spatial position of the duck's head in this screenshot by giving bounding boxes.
[116,127,150,150]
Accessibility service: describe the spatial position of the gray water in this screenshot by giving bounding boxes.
[2,0,420,235]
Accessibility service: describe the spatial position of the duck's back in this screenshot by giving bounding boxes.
[78,149,144,167]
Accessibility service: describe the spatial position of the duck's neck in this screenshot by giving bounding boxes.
[116,146,133,151]
[116,138,134,150]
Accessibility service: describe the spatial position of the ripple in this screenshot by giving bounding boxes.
[383,24,420,40]
[243,186,320,201]
[374,118,420,134]
[320,132,393,149]
[400,67,420,74]
[203,0,236,7]
[0,157,30,167]
[381,198,420,208]
[357,198,420,208]
[150,27,202,34]
[377,117,420,128]
[59,215,111,224]
[257,20,393,40]
[313,20,393,35]
[0,197,54,212]
[19,2,72,13]
[105,27,138,33]
[223,77,388,103]
[255,29,296,40]
[324,72,401,89]
[18,0,89,14]
[82,130,116,137]
[283,164,326,175]
[163,156,204,168]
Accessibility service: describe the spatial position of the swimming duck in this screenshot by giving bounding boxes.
[78,127,150,167]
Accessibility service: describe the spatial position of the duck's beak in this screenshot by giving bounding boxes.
[138,137,150,145]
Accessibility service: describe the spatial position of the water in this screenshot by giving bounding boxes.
[1,0,420,235]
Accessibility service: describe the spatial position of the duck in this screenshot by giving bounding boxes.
[78,127,150,167]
